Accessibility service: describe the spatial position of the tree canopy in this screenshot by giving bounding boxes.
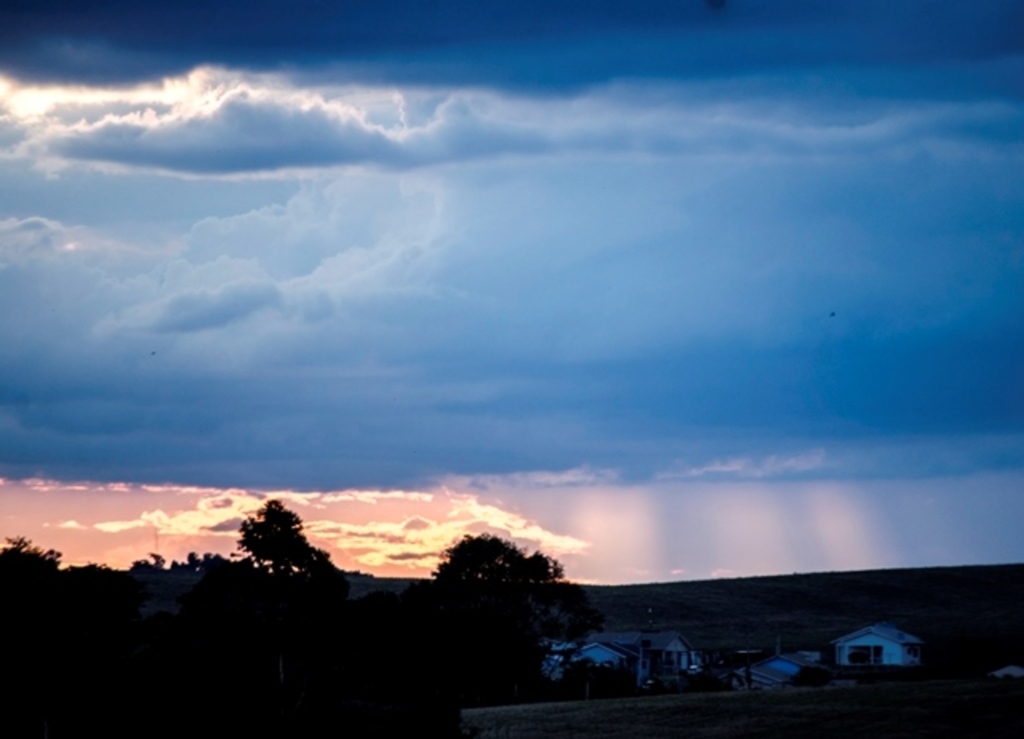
[435,533,565,586]
[0,537,144,738]
[410,533,603,705]
[175,500,354,734]
[0,535,61,570]
[238,499,333,578]
[0,520,461,737]
[433,534,602,641]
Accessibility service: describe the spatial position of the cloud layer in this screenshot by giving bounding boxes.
[2,3,1023,578]
[3,1,1024,88]
[5,69,1024,176]
[1,66,1022,488]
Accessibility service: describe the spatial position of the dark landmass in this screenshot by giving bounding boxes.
[135,561,1024,665]
[10,518,1024,739]
[583,563,1024,658]
[134,569,418,615]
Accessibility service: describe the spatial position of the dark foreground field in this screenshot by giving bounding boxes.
[464,679,1024,739]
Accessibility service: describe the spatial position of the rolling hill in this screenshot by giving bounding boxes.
[134,562,1024,662]
[582,563,1024,659]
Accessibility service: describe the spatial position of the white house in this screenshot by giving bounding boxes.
[576,641,640,671]
[541,639,642,682]
[579,631,703,685]
[832,622,923,667]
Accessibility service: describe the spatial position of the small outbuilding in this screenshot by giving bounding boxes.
[832,622,923,667]
[726,651,828,690]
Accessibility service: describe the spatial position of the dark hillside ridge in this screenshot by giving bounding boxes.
[583,563,1024,659]
[135,568,416,615]
[134,562,1024,663]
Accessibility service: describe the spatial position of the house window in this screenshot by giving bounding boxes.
[847,645,883,665]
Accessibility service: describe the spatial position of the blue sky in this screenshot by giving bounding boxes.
[1,1,1022,582]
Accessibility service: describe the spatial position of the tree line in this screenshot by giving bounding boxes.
[0,500,603,738]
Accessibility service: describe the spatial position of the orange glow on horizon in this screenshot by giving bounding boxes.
[2,472,1013,584]
[0,477,590,579]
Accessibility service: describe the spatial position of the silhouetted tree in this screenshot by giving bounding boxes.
[239,499,334,578]
[409,534,602,706]
[129,552,167,572]
[434,534,602,641]
[166,501,352,736]
[0,537,64,736]
[0,524,470,738]
[0,535,61,568]
[169,550,230,573]
[0,538,144,738]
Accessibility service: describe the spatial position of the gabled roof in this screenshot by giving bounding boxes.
[831,621,923,646]
[989,665,1024,679]
[580,641,640,660]
[587,630,694,651]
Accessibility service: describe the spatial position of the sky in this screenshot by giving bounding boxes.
[1,1,1022,583]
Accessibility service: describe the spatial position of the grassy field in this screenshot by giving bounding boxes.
[463,679,1024,739]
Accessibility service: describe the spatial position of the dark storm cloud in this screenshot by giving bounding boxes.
[25,84,1023,176]
[52,97,404,174]
[42,89,552,175]
[1,1,1022,495]
[2,1,1024,87]
[2,116,1022,490]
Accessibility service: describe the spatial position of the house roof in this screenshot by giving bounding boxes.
[755,652,821,676]
[729,653,826,688]
[989,665,1024,679]
[749,664,796,686]
[581,641,640,660]
[831,621,923,646]
[587,630,694,651]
